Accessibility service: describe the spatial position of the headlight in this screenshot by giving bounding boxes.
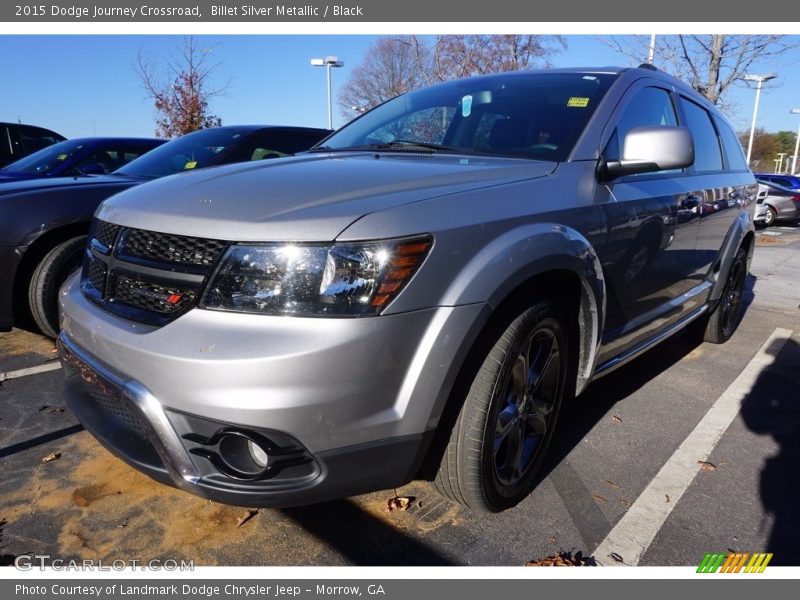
[200,235,432,316]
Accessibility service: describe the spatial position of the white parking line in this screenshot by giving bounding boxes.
[593,327,794,566]
[0,361,62,382]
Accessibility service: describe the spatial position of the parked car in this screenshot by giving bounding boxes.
[58,66,755,512]
[753,173,800,192]
[0,122,66,168]
[0,125,331,337]
[753,179,800,227]
[0,137,165,183]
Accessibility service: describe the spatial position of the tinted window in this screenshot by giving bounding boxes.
[605,86,678,161]
[224,133,325,163]
[19,125,61,154]
[681,98,723,172]
[715,117,749,171]
[115,128,255,180]
[321,72,616,161]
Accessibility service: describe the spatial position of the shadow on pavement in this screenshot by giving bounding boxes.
[283,498,455,565]
[739,336,800,565]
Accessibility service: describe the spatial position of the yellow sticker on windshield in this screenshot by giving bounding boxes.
[57,154,68,161]
[567,97,590,108]
[184,161,197,169]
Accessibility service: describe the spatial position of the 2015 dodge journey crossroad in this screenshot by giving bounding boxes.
[58,66,756,512]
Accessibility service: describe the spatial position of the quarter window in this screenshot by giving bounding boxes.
[680,98,723,172]
[605,86,678,161]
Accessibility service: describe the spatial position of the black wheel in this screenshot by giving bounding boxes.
[700,247,748,344]
[434,299,568,512]
[28,236,86,339]
[763,206,777,227]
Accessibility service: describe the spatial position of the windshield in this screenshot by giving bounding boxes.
[115,127,252,179]
[2,139,89,174]
[320,72,616,162]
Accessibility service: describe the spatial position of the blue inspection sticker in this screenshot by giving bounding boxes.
[462,95,473,117]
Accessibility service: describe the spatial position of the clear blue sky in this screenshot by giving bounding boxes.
[2,34,798,138]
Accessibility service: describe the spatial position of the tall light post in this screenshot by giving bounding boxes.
[310,55,344,130]
[791,108,800,174]
[647,34,656,64]
[744,72,777,165]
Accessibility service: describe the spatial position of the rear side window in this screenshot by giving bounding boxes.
[715,118,749,171]
[19,126,61,154]
[680,98,723,172]
[605,86,678,161]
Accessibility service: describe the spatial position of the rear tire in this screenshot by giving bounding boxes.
[434,299,568,512]
[698,247,748,345]
[28,236,86,339]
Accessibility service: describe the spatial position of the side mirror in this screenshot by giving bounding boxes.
[603,126,695,180]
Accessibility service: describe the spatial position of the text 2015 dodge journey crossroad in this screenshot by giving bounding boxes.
[58,66,756,512]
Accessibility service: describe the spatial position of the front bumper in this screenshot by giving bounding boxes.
[58,274,487,506]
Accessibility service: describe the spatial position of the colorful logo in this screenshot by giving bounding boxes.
[697,552,773,573]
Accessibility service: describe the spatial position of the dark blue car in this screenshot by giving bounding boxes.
[0,137,164,183]
[753,172,800,192]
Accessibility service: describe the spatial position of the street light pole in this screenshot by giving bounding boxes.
[311,55,345,130]
[744,73,777,166]
[791,108,800,175]
[647,34,656,64]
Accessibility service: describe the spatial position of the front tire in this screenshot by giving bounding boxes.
[28,236,86,339]
[434,299,568,512]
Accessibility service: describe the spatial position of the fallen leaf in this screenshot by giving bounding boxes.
[41,452,62,463]
[698,461,717,472]
[527,550,596,566]
[610,552,625,563]
[592,494,608,503]
[611,415,623,424]
[665,494,670,503]
[236,509,259,528]
[117,518,129,529]
[38,405,64,414]
[386,496,413,512]
[604,480,621,489]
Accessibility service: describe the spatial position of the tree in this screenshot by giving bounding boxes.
[430,35,564,82]
[338,35,564,117]
[338,36,429,117]
[604,35,799,108]
[741,128,780,172]
[135,36,228,138]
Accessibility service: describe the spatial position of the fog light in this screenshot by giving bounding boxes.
[248,440,269,467]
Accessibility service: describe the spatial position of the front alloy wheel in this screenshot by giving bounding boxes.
[434,299,569,512]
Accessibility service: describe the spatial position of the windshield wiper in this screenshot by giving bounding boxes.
[374,140,457,153]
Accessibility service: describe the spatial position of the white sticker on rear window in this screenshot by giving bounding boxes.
[462,95,473,117]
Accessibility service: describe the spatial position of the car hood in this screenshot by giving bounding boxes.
[97,152,557,241]
[0,173,141,196]
[0,171,37,182]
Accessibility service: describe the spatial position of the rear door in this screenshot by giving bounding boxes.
[678,96,751,300]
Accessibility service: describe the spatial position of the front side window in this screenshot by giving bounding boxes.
[605,86,678,161]
[680,98,723,172]
[319,72,617,162]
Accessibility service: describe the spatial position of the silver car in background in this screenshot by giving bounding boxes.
[58,66,756,512]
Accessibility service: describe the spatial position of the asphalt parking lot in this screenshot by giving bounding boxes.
[1,223,799,567]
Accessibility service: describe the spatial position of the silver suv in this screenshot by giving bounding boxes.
[59,66,756,512]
